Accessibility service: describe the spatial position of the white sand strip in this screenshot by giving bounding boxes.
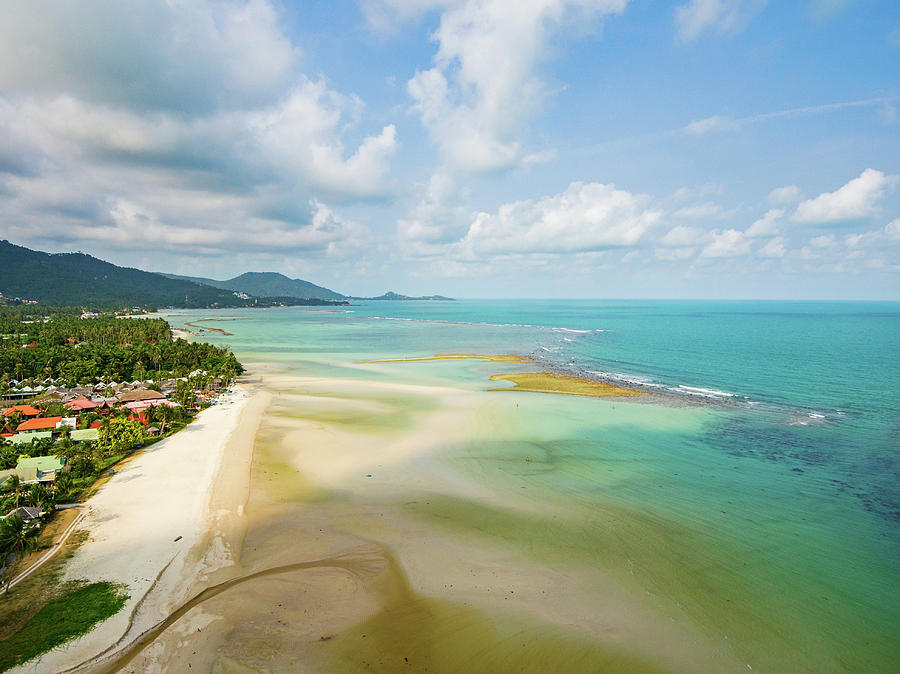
[14,384,259,674]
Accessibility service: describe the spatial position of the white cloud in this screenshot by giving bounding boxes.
[407,0,627,172]
[660,225,706,247]
[700,228,749,257]
[768,185,801,205]
[0,0,296,114]
[251,81,397,196]
[457,181,660,255]
[683,114,740,135]
[397,172,470,255]
[674,0,767,42]
[810,234,836,248]
[0,0,396,261]
[757,236,786,258]
[745,208,783,237]
[885,218,900,240]
[792,168,895,224]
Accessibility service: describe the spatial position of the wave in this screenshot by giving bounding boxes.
[368,316,606,334]
[677,385,735,398]
[788,411,831,426]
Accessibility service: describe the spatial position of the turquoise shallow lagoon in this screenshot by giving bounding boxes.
[167,300,900,671]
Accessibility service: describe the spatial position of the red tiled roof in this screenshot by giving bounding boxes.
[16,416,62,431]
[2,405,41,417]
[66,397,99,411]
[90,420,103,428]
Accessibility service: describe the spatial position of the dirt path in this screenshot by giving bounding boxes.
[6,510,85,591]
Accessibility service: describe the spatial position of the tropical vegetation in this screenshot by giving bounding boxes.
[0,308,242,388]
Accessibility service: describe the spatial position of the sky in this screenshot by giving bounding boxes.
[0,0,898,299]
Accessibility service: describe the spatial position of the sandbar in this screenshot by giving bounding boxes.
[183,320,232,336]
[489,371,643,398]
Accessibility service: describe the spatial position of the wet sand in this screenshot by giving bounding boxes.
[99,367,749,673]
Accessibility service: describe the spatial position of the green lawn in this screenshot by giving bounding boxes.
[0,581,128,671]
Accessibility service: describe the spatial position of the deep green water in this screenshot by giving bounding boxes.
[167,300,900,671]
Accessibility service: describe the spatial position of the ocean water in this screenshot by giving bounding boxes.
[166,300,900,671]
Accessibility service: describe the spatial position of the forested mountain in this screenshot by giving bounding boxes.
[0,240,245,308]
[0,241,347,308]
[160,271,345,301]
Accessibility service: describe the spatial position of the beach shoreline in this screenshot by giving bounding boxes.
[13,381,265,673]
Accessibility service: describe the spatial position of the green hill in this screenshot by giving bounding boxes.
[161,271,345,301]
[0,240,249,308]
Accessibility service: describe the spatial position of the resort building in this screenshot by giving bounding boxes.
[117,389,168,403]
[14,455,66,483]
[8,431,52,446]
[1,404,40,418]
[1,506,43,523]
[16,416,63,433]
[69,428,99,442]
[66,396,99,412]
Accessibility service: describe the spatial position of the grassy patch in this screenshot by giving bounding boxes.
[98,453,127,471]
[0,580,128,671]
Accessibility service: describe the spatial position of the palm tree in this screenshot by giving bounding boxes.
[25,483,51,509]
[156,404,174,435]
[54,472,74,500]
[150,345,162,379]
[0,514,37,557]
[1,474,19,495]
[6,476,24,508]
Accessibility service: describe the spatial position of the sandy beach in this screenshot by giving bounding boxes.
[12,382,267,673]
[170,328,193,341]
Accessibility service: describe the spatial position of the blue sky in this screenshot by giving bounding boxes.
[0,0,898,298]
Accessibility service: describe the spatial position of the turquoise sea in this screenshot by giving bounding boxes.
[167,300,900,671]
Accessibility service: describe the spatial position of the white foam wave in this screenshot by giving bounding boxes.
[366,315,604,333]
[677,385,735,398]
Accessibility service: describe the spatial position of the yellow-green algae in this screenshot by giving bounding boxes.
[489,371,643,398]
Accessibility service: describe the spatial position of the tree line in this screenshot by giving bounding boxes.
[0,309,242,387]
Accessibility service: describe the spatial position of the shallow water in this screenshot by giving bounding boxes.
[163,300,900,672]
